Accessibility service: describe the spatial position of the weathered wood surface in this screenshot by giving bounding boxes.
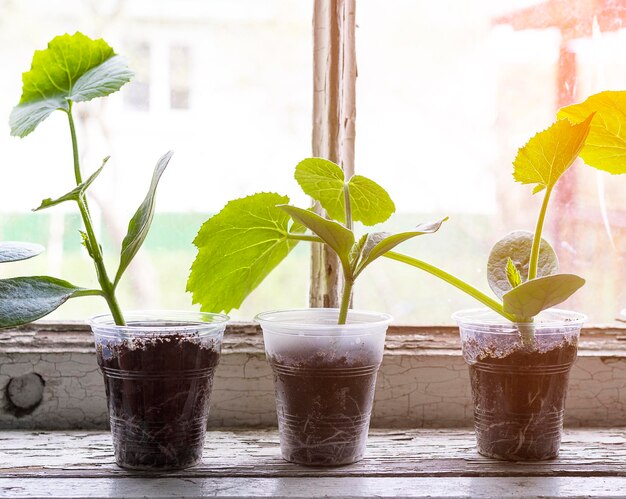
[1,429,626,498]
[2,322,626,429]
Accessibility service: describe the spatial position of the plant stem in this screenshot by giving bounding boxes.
[384,251,519,323]
[528,186,553,280]
[287,234,324,244]
[67,103,83,185]
[338,276,353,325]
[66,108,125,326]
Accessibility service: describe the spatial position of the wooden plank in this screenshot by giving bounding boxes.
[2,476,626,498]
[2,429,626,479]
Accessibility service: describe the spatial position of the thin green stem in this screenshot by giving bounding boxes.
[72,289,107,298]
[67,108,125,326]
[528,186,553,280]
[338,277,353,325]
[67,103,83,185]
[287,233,324,244]
[384,251,519,322]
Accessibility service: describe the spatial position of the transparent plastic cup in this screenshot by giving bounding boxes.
[89,311,228,470]
[256,308,392,466]
[453,308,586,461]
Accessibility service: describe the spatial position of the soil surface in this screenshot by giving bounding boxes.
[96,332,220,470]
[268,343,381,466]
[466,335,578,461]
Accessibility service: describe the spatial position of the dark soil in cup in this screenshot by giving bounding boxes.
[268,344,381,466]
[465,335,577,461]
[96,332,220,470]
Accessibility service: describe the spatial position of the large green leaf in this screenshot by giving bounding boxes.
[33,157,108,211]
[114,151,172,287]
[558,91,626,174]
[187,193,300,313]
[0,276,83,328]
[0,242,44,263]
[279,204,355,273]
[487,231,558,299]
[353,218,447,277]
[10,32,133,138]
[294,158,395,226]
[513,114,594,194]
[502,273,585,318]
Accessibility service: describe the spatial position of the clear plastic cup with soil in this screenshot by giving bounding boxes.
[257,308,392,466]
[454,308,586,461]
[89,311,228,470]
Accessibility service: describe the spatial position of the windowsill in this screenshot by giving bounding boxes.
[2,322,626,430]
[1,428,625,498]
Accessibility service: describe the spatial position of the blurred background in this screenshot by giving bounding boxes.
[1,0,626,324]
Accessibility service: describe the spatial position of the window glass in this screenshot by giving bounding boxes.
[1,0,625,324]
[0,0,311,321]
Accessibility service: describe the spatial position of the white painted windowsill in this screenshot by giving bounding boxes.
[2,322,626,430]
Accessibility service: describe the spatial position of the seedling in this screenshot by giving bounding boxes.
[189,91,626,338]
[187,157,446,324]
[0,32,171,327]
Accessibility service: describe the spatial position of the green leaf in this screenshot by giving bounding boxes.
[279,204,355,273]
[10,32,133,138]
[295,158,346,221]
[502,273,585,318]
[353,218,447,277]
[348,175,396,226]
[33,157,108,211]
[558,91,626,174]
[0,276,83,328]
[187,192,299,313]
[114,151,172,287]
[487,231,559,299]
[0,242,44,263]
[294,158,395,226]
[505,257,522,289]
[513,115,594,193]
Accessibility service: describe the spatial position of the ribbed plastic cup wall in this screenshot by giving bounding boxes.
[257,308,392,466]
[453,308,586,461]
[89,311,228,470]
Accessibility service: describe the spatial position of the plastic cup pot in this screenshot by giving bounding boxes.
[89,311,228,470]
[453,308,586,461]
[256,308,392,466]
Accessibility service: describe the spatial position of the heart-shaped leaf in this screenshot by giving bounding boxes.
[278,204,355,273]
[114,151,172,287]
[487,231,559,299]
[353,218,447,277]
[0,276,83,328]
[34,157,108,211]
[558,91,626,174]
[10,32,133,138]
[513,114,594,193]
[294,158,395,226]
[502,273,585,318]
[187,193,300,313]
[0,242,44,263]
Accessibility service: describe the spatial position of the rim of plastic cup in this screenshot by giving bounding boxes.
[88,310,229,334]
[255,308,393,332]
[451,307,587,328]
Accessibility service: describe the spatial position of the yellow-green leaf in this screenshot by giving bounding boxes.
[294,158,395,226]
[558,91,626,174]
[278,204,355,273]
[513,114,594,192]
[502,273,585,318]
[187,193,299,313]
